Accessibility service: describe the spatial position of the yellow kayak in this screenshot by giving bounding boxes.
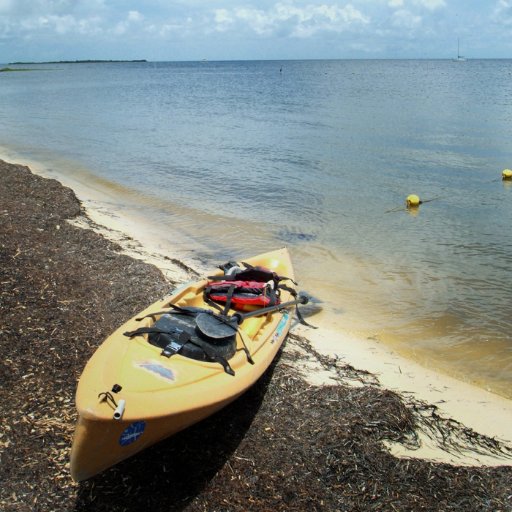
[70,248,301,481]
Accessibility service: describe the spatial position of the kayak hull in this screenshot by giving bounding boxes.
[70,248,295,481]
[71,396,241,482]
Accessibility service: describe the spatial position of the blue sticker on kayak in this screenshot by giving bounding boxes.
[272,311,290,343]
[119,421,146,447]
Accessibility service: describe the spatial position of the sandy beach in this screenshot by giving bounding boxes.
[1,158,511,511]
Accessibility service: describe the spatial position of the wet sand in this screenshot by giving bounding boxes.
[1,159,511,511]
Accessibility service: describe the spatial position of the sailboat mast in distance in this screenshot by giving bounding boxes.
[453,38,466,61]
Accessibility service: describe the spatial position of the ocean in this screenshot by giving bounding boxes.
[1,59,511,397]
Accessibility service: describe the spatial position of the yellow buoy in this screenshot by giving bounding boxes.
[502,169,512,180]
[406,194,421,208]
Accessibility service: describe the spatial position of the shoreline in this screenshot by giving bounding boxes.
[1,158,512,511]
[4,154,511,466]
[2,145,510,400]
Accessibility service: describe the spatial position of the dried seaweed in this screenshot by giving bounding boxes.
[411,401,512,459]
[289,333,512,461]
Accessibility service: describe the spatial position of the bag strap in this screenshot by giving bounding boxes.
[135,303,210,322]
[187,337,235,376]
[203,283,236,315]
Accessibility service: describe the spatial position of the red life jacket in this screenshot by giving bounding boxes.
[204,279,279,312]
[204,261,296,314]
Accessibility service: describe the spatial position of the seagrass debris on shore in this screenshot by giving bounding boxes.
[289,333,512,462]
[0,159,511,512]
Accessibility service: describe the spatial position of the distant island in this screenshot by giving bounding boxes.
[8,59,147,65]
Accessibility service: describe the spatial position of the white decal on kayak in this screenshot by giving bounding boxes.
[272,311,289,343]
[136,360,175,381]
[119,421,146,446]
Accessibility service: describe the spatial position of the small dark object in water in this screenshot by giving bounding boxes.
[279,230,316,242]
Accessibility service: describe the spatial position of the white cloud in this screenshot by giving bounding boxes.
[0,0,105,17]
[113,10,144,35]
[156,18,194,38]
[392,9,422,28]
[213,2,369,37]
[38,15,76,34]
[128,10,143,23]
[413,0,446,10]
[492,0,512,25]
[213,8,234,32]
[17,13,102,36]
[387,0,445,11]
[0,0,107,40]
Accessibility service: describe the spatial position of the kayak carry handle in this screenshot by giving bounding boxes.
[113,399,126,420]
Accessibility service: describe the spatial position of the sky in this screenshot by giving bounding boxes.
[0,0,511,62]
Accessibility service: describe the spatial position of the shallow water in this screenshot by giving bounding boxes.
[1,59,511,397]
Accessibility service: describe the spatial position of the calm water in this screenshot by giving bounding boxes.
[1,60,511,397]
